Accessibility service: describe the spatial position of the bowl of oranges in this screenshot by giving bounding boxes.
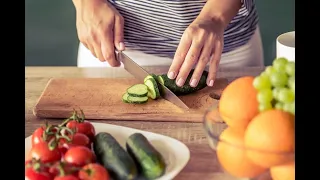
[203,57,295,180]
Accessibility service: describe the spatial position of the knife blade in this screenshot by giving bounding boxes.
[116,51,189,109]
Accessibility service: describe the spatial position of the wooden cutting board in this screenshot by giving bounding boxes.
[33,78,229,122]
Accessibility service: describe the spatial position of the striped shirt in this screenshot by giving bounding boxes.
[109,0,258,58]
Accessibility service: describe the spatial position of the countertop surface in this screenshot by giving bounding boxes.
[25,66,264,180]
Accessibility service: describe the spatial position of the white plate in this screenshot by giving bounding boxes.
[25,122,190,180]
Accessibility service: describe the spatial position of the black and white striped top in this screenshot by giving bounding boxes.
[109,0,258,58]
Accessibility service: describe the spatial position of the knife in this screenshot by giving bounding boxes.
[116,51,189,109]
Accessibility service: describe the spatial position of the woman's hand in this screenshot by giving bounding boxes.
[73,0,125,66]
[168,17,224,87]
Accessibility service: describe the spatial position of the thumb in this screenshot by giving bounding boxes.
[114,16,125,51]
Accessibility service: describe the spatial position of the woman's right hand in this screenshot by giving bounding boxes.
[73,0,125,66]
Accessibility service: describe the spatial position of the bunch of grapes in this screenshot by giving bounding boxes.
[253,57,295,115]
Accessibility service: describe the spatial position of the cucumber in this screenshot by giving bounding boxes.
[127,96,148,104]
[144,74,164,98]
[157,76,165,86]
[122,93,130,103]
[144,78,160,100]
[157,70,208,95]
[143,74,158,83]
[127,84,148,97]
[123,92,148,104]
[126,133,166,179]
[93,132,138,180]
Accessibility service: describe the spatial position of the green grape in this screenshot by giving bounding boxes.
[288,76,295,93]
[260,71,268,77]
[259,102,273,112]
[257,89,273,104]
[265,66,276,75]
[285,61,295,76]
[270,71,288,87]
[283,101,295,115]
[275,102,284,110]
[278,88,295,103]
[253,75,271,90]
[273,57,288,72]
[272,87,281,100]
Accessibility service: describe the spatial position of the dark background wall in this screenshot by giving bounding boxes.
[25,0,295,66]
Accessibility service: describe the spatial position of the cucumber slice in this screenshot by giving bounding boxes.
[122,93,130,103]
[156,75,165,96]
[127,84,148,97]
[157,75,164,85]
[145,74,164,97]
[144,78,160,100]
[127,96,149,104]
[143,74,158,83]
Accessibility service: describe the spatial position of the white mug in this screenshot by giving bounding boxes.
[276,31,295,62]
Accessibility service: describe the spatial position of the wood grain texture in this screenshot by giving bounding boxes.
[26,66,265,180]
[33,77,228,122]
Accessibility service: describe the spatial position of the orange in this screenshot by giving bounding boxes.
[217,127,267,178]
[244,110,295,168]
[219,76,259,131]
[270,162,295,180]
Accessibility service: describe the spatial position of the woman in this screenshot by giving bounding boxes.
[74,0,263,87]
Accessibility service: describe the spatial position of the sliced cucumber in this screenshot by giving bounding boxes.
[122,93,130,103]
[157,75,165,85]
[127,84,148,97]
[145,74,163,98]
[127,96,149,104]
[144,78,160,100]
[144,74,158,83]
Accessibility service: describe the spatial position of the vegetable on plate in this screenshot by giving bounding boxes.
[126,133,166,179]
[26,109,167,180]
[93,132,138,180]
[60,109,96,143]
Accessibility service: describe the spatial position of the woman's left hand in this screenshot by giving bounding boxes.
[168,18,225,87]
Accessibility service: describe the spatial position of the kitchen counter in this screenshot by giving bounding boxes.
[25,66,264,180]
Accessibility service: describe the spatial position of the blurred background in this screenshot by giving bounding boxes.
[25,0,295,66]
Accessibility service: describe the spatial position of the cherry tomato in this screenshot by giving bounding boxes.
[32,126,56,147]
[59,143,78,158]
[25,159,50,172]
[54,175,79,180]
[78,163,110,180]
[25,167,52,180]
[58,132,91,158]
[25,159,52,180]
[28,141,61,163]
[49,161,79,178]
[66,121,95,143]
[26,160,32,166]
[64,146,95,167]
[59,133,91,149]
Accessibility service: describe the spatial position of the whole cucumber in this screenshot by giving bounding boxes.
[157,69,208,96]
[93,132,138,180]
[126,133,166,179]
